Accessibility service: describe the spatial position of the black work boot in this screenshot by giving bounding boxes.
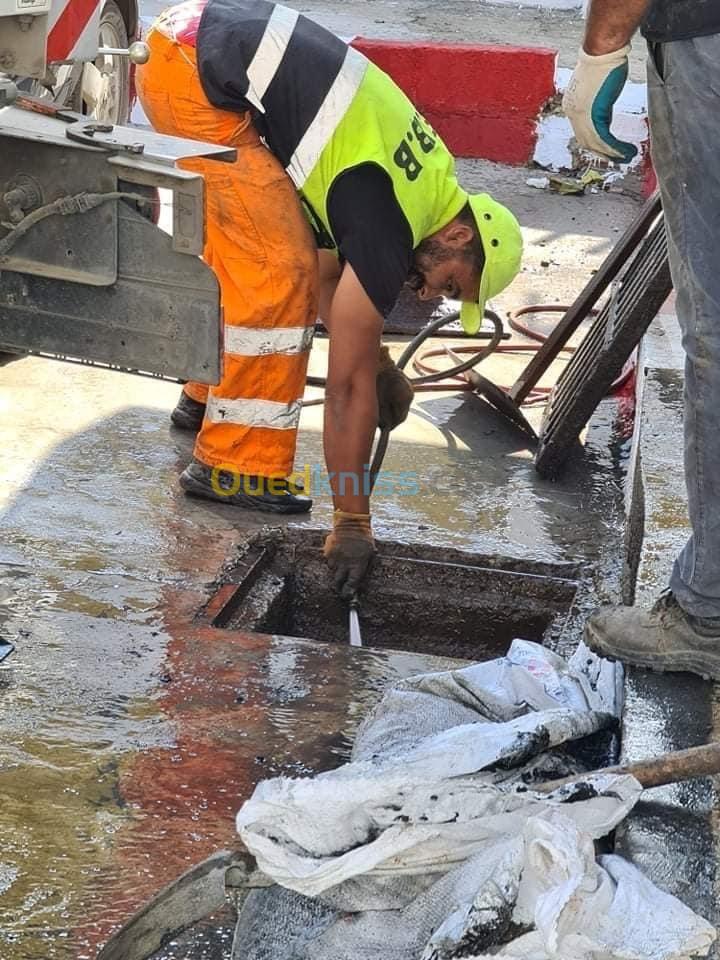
[171,391,206,431]
[584,590,720,681]
[179,458,312,514]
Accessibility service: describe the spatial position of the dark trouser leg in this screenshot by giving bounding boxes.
[648,35,720,618]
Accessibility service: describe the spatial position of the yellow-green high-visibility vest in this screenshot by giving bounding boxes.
[299,61,468,253]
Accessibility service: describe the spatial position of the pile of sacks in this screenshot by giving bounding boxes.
[231,640,716,960]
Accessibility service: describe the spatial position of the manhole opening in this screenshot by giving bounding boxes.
[203,529,582,661]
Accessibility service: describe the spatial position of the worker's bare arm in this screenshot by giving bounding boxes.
[324,262,383,515]
[584,0,652,54]
[317,250,342,329]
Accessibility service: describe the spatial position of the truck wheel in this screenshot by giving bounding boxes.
[16,1,133,123]
[78,0,131,124]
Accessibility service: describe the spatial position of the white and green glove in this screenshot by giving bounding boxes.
[563,45,637,163]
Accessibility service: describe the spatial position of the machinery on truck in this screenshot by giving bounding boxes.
[0,0,228,383]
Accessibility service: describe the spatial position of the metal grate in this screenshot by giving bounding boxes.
[431,195,664,442]
[509,193,662,405]
[535,213,672,479]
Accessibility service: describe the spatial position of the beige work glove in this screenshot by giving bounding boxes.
[323,510,376,598]
[377,345,414,430]
[563,45,637,163]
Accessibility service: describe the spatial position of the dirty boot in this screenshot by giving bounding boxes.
[179,458,312,515]
[171,391,206,431]
[584,591,720,680]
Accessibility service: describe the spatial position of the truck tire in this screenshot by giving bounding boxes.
[77,0,131,124]
[16,0,132,124]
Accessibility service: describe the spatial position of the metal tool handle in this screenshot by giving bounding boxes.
[97,41,150,64]
[343,425,389,649]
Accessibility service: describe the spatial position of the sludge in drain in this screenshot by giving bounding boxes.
[199,529,582,660]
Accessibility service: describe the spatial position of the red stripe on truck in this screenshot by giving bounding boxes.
[47,0,102,61]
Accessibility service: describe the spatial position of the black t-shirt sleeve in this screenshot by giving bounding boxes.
[326,164,414,317]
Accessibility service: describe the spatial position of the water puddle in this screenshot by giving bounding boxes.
[0,381,631,958]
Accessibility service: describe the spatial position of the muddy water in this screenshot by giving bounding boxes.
[0,397,461,958]
[0,378,244,957]
[0,557,458,959]
[0,577,171,955]
[0,352,632,959]
[1,472,170,953]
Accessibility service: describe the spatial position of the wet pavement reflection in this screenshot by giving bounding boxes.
[0,354,631,958]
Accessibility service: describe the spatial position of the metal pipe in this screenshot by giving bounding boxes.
[97,41,150,64]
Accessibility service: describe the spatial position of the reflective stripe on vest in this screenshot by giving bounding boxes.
[197,0,349,169]
[286,47,367,188]
[224,324,314,356]
[300,62,467,250]
[246,3,299,109]
[206,396,302,430]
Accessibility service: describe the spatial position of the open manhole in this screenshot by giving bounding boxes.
[199,529,582,661]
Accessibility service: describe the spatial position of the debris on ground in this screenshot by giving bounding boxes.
[549,174,587,195]
[527,164,625,197]
[233,641,716,960]
[526,176,551,191]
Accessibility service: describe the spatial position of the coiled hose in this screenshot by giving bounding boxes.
[305,309,506,398]
[304,304,634,481]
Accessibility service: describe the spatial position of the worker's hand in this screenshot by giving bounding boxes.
[323,510,376,598]
[376,346,414,430]
[563,46,637,163]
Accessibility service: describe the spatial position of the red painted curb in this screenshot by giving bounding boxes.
[352,38,557,164]
[424,112,539,167]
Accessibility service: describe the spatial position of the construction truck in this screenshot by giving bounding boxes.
[0,0,228,382]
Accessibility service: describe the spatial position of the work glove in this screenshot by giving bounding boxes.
[323,510,376,598]
[563,46,638,164]
[377,345,414,430]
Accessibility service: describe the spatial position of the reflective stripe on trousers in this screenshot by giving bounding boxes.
[224,324,314,358]
[206,396,302,430]
[136,10,318,476]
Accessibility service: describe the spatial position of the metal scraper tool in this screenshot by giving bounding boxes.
[348,595,363,647]
[345,425,387,650]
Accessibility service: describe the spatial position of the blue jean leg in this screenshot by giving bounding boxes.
[647,35,720,617]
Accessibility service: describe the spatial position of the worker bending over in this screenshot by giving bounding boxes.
[137,0,522,596]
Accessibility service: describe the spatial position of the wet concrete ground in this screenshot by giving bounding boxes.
[0,265,637,957]
[1,4,671,950]
[0,351,469,957]
[614,323,720,937]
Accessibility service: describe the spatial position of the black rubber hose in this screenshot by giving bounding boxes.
[307,308,504,486]
[399,310,504,383]
[306,309,504,388]
[369,427,390,491]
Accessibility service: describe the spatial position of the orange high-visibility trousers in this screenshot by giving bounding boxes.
[136,5,318,478]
